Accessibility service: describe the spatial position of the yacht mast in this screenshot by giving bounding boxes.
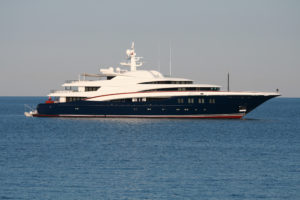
[120,42,143,71]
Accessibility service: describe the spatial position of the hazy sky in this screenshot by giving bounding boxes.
[1,0,299,97]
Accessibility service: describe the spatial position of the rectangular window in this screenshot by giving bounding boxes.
[178,98,184,104]
[198,98,205,104]
[66,97,85,102]
[209,99,216,104]
[65,86,78,91]
[188,98,194,103]
[85,87,100,92]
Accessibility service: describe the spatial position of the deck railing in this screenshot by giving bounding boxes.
[64,80,78,83]
[50,90,77,93]
[64,80,96,83]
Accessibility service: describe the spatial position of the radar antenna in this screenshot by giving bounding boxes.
[120,42,143,71]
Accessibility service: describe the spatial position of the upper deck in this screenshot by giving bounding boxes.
[48,42,279,103]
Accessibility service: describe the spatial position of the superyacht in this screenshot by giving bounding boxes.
[25,42,280,119]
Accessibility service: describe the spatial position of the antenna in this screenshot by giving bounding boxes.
[120,42,143,71]
[227,72,230,92]
[169,41,172,77]
[158,42,161,72]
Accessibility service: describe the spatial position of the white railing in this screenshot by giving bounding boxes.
[50,90,77,93]
[64,80,78,83]
[65,79,96,83]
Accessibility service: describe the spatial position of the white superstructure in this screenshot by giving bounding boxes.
[49,42,278,103]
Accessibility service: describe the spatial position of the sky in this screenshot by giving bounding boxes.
[0,0,299,97]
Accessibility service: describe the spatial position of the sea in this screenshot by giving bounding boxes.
[0,97,299,200]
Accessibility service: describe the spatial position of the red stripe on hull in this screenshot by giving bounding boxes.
[32,114,60,117]
[33,114,243,119]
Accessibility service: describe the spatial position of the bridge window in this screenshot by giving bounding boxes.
[85,87,100,92]
[107,76,115,80]
[65,86,78,91]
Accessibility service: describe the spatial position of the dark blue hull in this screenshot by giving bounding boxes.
[34,95,278,119]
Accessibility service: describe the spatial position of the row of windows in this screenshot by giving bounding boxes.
[143,87,220,92]
[64,86,100,92]
[64,86,78,91]
[109,97,216,104]
[85,87,100,92]
[132,107,208,112]
[69,106,210,112]
[132,98,147,102]
[66,97,216,103]
[139,81,193,84]
[178,98,216,104]
[110,97,170,103]
[66,97,85,102]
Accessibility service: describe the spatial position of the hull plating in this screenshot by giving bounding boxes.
[35,95,277,119]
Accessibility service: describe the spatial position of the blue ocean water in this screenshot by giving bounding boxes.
[0,97,299,200]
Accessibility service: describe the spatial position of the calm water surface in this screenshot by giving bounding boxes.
[0,97,299,200]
